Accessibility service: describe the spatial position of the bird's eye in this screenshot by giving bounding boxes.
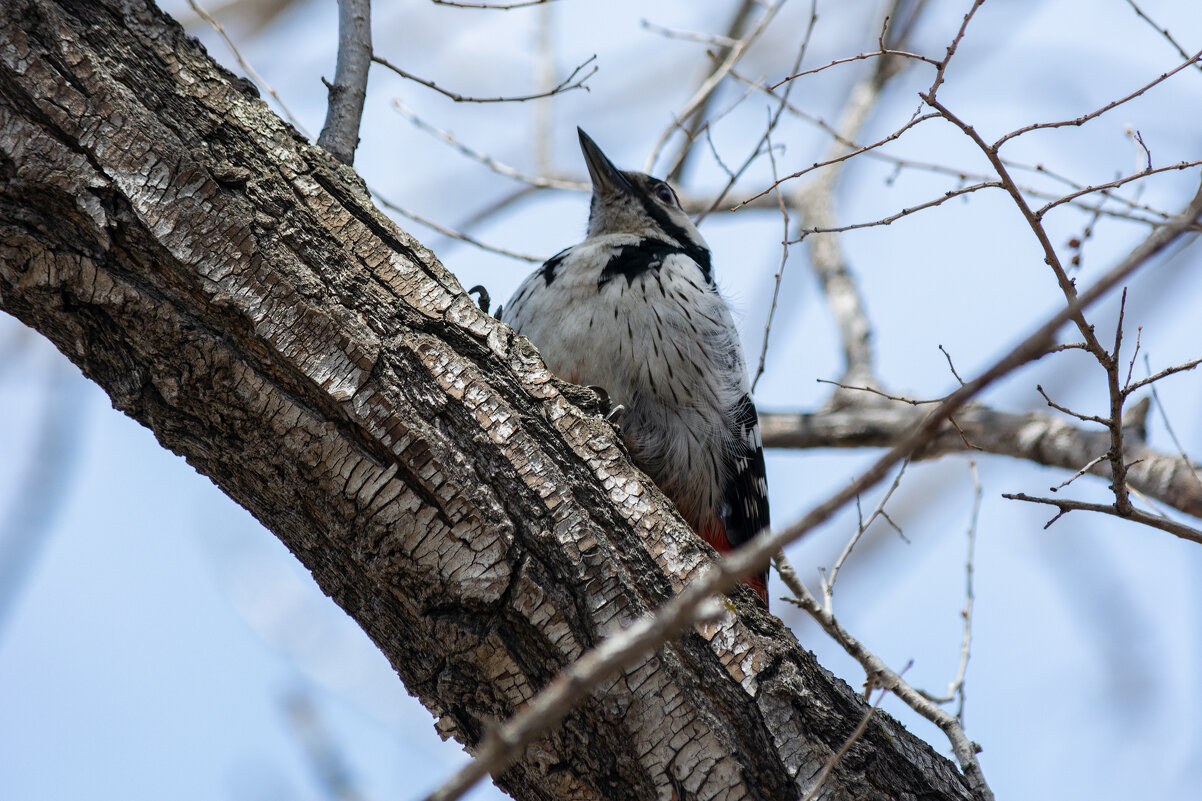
[654,183,676,206]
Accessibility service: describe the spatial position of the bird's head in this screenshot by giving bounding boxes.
[577,128,709,260]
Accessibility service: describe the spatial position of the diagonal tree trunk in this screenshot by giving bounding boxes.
[0,1,977,798]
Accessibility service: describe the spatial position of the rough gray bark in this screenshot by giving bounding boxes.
[0,1,978,799]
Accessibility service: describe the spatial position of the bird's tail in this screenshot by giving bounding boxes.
[697,516,769,608]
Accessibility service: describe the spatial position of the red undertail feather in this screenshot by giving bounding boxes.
[697,515,769,607]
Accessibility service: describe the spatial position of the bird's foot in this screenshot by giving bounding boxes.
[604,404,626,430]
[467,285,492,315]
[585,385,624,429]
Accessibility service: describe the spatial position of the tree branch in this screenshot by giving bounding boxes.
[317,0,372,165]
[760,402,1202,519]
[1002,493,1202,545]
[372,52,596,103]
[993,49,1202,148]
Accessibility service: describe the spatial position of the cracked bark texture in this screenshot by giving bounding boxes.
[0,2,978,799]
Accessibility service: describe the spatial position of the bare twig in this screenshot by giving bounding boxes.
[822,461,910,610]
[800,686,890,801]
[1124,0,1202,74]
[1049,454,1108,493]
[432,0,559,9]
[186,0,311,137]
[995,50,1202,148]
[1064,197,1105,271]
[639,19,737,49]
[915,459,981,721]
[952,460,980,720]
[788,180,1005,241]
[694,0,819,224]
[940,345,965,385]
[1036,384,1107,425]
[1004,493,1202,545]
[1037,160,1202,218]
[776,551,992,800]
[1129,128,1153,172]
[1107,291,1133,511]
[1019,159,1177,221]
[318,0,372,165]
[720,141,1186,226]
[726,67,849,143]
[919,93,1105,360]
[770,47,940,89]
[735,112,940,209]
[927,0,986,97]
[372,191,543,263]
[759,403,1202,520]
[751,119,791,393]
[374,53,596,103]
[1123,325,1144,391]
[391,101,586,191]
[785,0,934,391]
[814,379,940,405]
[1045,341,1092,355]
[1123,356,1202,395]
[645,0,786,173]
[1144,355,1202,492]
[725,71,1186,227]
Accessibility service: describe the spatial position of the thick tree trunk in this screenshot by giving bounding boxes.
[0,1,977,799]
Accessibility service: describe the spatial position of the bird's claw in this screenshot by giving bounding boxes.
[605,404,626,429]
[467,285,492,315]
[585,385,624,429]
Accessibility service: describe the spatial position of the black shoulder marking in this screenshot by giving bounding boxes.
[633,194,713,284]
[540,247,571,286]
[722,394,770,550]
[598,239,684,288]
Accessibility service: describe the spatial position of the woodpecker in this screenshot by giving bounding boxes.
[501,128,771,605]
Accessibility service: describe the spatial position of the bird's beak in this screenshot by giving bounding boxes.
[578,128,634,198]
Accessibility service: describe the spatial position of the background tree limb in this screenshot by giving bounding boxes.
[760,402,1202,519]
